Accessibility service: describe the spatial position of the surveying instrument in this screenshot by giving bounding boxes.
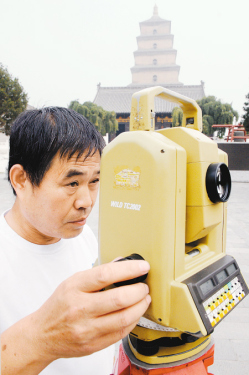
[98,87,249,374]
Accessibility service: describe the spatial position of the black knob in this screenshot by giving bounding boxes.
[114,254,148,287]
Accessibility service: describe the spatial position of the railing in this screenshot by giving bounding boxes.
[212,124,248,142]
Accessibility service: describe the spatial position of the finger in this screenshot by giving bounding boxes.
[75,260,150,292]
[91,294,151,337]
[83,282,150,316]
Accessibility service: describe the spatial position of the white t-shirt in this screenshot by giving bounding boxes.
[0,212,114,375]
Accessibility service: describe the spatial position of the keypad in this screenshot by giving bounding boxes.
[203,276,245,327]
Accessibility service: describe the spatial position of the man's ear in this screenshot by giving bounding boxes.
[9,164,28,196]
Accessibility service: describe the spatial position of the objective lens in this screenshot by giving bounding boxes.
[206,163,231,203]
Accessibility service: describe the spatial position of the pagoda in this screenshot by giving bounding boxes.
[130,4,181,86]
[94,6,205,137]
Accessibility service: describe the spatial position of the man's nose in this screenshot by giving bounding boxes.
[74,187,92,210]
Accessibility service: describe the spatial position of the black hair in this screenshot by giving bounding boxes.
[8,107,105,194]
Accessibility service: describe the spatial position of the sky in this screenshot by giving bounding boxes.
[1,0,249,119]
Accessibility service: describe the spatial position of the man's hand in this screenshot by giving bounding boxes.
[1,259,150,375]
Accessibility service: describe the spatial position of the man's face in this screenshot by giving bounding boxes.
[19,151,101,244]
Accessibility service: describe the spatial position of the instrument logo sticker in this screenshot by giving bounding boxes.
[114,167,141,189]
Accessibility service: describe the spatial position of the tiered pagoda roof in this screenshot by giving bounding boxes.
[94,5,205,115]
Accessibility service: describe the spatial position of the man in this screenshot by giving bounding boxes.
[0,107,151,375]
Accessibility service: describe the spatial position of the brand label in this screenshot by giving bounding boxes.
[111,201,141,211]
[114,167,141,189]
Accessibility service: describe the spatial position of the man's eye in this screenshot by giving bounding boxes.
[69,181,79,187]
[91,178,100,184]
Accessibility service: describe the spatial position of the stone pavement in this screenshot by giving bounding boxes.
[0,169,249,374]
[209,181,249,375]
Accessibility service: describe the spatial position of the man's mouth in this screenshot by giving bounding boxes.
[69,218,87,226]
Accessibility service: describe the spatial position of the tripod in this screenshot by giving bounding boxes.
[113,335,214,375]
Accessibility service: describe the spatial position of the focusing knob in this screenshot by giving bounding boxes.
[114,254,148,287]
[206,163,231,203]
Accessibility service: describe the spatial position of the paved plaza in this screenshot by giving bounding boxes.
[1,146,249,374]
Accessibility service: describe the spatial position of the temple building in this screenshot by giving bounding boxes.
[94,5,205,137]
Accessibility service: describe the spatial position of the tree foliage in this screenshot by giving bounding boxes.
[197,96,238,137]
[241,93,249,133]
[172,106,183,127]
[0,64,28,135]
[69,100,118,136]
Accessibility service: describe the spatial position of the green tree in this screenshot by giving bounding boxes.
[241,93,249,133]
[0,64,28,135]
[197,96,238,137]
[69,100,118,136]
[172,106,183,127]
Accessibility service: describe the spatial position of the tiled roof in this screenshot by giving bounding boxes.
[131,65,180,72]
[140,14,169,25]
[93,84,205,114]
[140,9,169,25]
[137,34,173,41]
[134,49,177,56]
[26,104,36,110]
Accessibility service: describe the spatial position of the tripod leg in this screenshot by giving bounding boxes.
[113,343,131,375]
[113,342,215,375]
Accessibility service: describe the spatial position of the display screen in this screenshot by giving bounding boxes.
[216,269,227,283]
[227,263,236,275]
[200,279,215,295]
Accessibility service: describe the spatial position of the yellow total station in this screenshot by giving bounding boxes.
[98,87,248,364]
